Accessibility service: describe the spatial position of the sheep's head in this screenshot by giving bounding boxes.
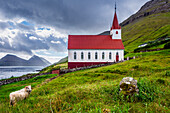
[25,85,32,94]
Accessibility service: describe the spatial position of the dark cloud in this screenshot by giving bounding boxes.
[0,0,149,34]
[0,0,149,58]
[45,35,67,52]
[17,23,35,31]
[0,21,10,30]
[0,31,67,55]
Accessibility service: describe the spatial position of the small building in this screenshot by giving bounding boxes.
[68,6,124,69]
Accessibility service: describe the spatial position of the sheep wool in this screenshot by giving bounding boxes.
[9,85,32,106]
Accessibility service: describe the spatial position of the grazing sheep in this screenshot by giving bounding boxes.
[9,85,32,106]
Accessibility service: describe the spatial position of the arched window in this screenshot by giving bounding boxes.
[116,52,119,56]
[116,31,118,34]
[74,52,76,60]
[109,52,112,59]
[81,52,84,59]
[102,52,105,59]
[88,52,91,60]
[95,52,98,59]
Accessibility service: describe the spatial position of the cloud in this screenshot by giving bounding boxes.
[0,0,149,34]
[35,27,67,38]
[0,21,10,30]
[0,0,149,63]
[51,40,61,44]
[29,36,38,40]
[0,41,5,45]
[0,26,67,55]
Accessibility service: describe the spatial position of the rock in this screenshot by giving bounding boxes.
[103,108,110,113]
[119,77,139,96]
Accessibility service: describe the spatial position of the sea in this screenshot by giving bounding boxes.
[0,66,44,80]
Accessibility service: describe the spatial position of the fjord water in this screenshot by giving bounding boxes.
[0,66,44,80]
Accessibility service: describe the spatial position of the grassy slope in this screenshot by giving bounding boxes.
[122,12,170,52]
[39,62,68,73]
[0,49,169,112]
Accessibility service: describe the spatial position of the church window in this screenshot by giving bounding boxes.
[109,52,112,59]
[81,52,84,59]
[88,52,91,60]
[102,52,105,59]
[74,52,76,60]
[116,31,118,34]
[116,52,119,55]
[95,52,98,59]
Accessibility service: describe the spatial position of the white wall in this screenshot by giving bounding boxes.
[68,49,124,62]
[110,29,121,39]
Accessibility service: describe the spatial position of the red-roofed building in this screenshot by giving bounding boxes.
[68,5,124,69]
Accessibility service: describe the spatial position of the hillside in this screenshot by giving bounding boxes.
[100,0,170,52]
[54,56,68,64]
[120,0,170,27]
[0,49,169,112]
[122,12,170,52]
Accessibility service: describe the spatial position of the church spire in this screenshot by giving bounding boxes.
[111,1,121,30]
[115,1,116,12]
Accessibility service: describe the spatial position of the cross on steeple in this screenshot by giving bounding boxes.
[115,1,116,12]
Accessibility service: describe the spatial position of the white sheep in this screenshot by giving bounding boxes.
[9,85,32,106]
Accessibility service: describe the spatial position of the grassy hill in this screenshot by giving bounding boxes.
[121,0,170,52]
[122,12,170,52]
[0,49,169,112]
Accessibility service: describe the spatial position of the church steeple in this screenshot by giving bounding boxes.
[110,2,122,39]
[111,2,121,30]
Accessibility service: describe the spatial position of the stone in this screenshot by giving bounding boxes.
[119,77,139,96]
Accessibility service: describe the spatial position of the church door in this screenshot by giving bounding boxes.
[116,52,119,62]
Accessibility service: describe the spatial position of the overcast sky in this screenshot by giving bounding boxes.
[0,0,149,63]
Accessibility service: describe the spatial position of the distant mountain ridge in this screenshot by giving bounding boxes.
[0,54,51,66]
[121,0,170,27]
[55,56,68,64]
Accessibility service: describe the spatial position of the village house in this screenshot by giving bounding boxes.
[68,5,124,69]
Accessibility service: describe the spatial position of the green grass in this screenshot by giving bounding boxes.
[122,12,170,52]
[0,74,58,101]
[0,49,169,112]
[125,49,170,58]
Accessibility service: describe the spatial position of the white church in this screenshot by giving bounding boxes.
[68,5,124,69]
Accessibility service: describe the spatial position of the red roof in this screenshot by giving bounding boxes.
[68,35,124,49]
[111,12,121,30]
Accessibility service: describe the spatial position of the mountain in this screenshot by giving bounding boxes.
[120,0,170,27]
[99,0,170,52]
[0,54,27,66]
[28,55,51,66]
[0,54,51,66]
[55,56,68,64]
